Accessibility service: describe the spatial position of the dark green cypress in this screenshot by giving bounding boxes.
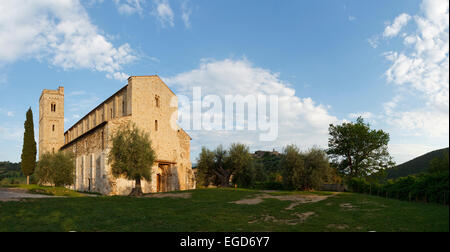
[21,107,37,184]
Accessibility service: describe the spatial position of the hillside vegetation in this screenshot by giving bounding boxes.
[386,148,449,179]
[0,162,22,182]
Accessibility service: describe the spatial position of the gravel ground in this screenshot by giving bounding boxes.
[0,188,62,202]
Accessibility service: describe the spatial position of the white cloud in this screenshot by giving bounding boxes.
[382,0,449,138]
[0,125,22,141]
[165,58,339,157]
[106,72,130,82]
[348,16,356,21]
[181,0,193,28]
[0,0,136,81]
[0,108,15,117]
[114,0,144,16]
[389,143,437,164]
[367,35,381,49]
[383,13,411,38]
[152,0,175,27]
[86,0,104,6]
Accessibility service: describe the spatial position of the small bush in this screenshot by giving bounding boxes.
[35,152,75,187]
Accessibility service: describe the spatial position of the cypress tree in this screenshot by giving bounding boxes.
[21,107,37,185]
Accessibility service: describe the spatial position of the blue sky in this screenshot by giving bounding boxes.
[0,0,448,164]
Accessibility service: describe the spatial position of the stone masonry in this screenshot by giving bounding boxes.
[39,76,196,195]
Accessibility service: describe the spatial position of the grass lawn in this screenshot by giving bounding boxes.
[0,188,448,232]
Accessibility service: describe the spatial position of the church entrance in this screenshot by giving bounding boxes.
[157,164,169,192]
[156,161,176,192]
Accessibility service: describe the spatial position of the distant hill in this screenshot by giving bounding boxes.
[0,161,22,180]
[386,147,449,179]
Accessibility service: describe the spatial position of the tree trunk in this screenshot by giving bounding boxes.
[221,177,229,187]
[129,178,143,197]
[27,176,29,185]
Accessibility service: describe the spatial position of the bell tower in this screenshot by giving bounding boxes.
[39,86,65,157]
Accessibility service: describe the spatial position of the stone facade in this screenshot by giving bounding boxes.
[39,76,195,195]
[39,86,65,156]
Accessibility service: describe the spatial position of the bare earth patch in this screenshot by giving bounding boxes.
[340,203,357,211]
[143,192,192,199]
[327,224,349,230]
[249,211,316,225]
[232,191,336,210]
[294,211,316,222]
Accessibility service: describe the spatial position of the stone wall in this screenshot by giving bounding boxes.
[64,86,129,144]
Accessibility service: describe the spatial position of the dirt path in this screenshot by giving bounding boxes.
[0,188,63,202]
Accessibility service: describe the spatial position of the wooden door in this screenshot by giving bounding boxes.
[157,174,161,192]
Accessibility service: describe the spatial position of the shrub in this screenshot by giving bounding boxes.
[282,145,333,191]
[347,171,449,205]
[36,152,75,187]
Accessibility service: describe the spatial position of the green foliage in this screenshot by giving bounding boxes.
[428,152,449,174]
[196,147,216,187]
[229,143,255,187]
[327,117,394,178]
[281,145,333,190]
[35,152,75,187]
[20,108,37,179]
[281,145,304,190]
[196,143,254,187]
[212,145,230,187]
[255,153,282,178]
[387,147,449,179]
[301,148,334,190]
[108,123,155,196]
[251,152,283,187]
[0,161,23,181]
[253,162,268,182]
[347,171,449,205]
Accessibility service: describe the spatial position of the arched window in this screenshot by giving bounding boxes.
[52,125,55,132]
[155,120,158,131]
[51,103,56,112]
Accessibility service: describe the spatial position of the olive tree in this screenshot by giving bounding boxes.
[196,143,255,188]
[108,124,156,196]
[282,145,334,190]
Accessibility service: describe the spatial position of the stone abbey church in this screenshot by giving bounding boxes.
[39,76,196,195]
